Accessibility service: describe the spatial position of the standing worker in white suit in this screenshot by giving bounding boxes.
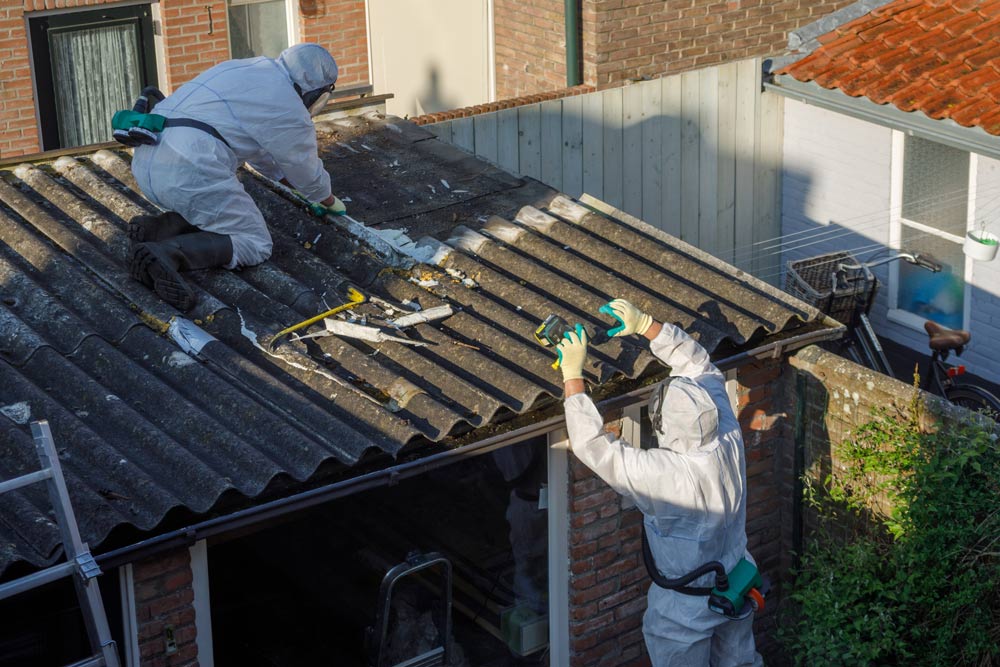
[125,43,345,311]
[556,298,764,666]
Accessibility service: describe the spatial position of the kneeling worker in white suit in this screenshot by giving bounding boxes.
[128,43,345,311]
[557,298,764,667]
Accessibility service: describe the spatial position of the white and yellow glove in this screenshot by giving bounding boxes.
[556,324,589,382]
[307,195,347,217]
[601,298,653,337]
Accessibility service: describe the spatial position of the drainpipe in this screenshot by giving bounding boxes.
[565,0,581,87]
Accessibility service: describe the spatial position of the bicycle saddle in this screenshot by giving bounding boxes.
[924,320,970,352]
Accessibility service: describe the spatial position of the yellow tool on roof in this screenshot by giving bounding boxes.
[268,286,366,351]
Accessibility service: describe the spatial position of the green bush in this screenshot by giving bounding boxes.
[778,410,1000,666]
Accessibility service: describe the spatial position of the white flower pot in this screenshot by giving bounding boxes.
[963,231,999,261]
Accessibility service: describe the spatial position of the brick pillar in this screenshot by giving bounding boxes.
[299,0,369,87]
[133,548,199,667]
[567,416,650,667]
[735,356,795,663]
[160,0,232,92]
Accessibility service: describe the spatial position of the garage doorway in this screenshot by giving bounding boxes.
[209,436,552,666]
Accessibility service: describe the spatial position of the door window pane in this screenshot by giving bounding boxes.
[901,135,969,238]
[49,23,143,147]
[228,0,288,59]
[898,225,965,329]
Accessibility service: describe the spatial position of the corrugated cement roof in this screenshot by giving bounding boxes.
[0,113,826,576]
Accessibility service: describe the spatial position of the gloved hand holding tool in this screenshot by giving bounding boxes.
[601,298,654,337]
[268,286,366,351]
[555,324,589,383]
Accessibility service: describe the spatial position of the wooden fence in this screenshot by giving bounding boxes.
[425,58,784,279]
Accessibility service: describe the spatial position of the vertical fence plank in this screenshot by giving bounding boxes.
[716,62,738,264]
[452,117,475,153]
[661,74,682,237]
[734,59,759,273]
[497,107,520,174]
[541,99,564,191]
[699,66,720,256]
[582,91,604,199]
[428,121,453,144]
[519,104,542,180]
[562,95,584,198]
[623,83,643,220]
[474,113,499,165]
[641,78,663,230]
[755,77,783,283]
[680,70,701,246]
[603,87,624,209]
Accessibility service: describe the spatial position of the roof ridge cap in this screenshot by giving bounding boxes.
[787,0,898,53]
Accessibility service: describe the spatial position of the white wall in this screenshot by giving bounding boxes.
[781,98,1000,385]
[367,0,493,118]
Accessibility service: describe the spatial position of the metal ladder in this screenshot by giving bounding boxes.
[0,420,121,667]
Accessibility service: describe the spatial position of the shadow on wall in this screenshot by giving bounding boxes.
[414,65,458,118]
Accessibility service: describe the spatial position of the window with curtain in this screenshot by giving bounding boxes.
[892,134,971,330]
[29,5,158,151]
[228,0,290,59]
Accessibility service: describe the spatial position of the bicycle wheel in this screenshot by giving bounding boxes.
[945,385,1000,421]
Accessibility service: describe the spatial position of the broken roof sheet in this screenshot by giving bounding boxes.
[776,0,1000,135]
[0,113,827,576]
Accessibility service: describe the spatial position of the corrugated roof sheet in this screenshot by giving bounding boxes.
[0,113,826,576]
[776,0,1000,135]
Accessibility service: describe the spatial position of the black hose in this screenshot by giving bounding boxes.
[640,522,727,595]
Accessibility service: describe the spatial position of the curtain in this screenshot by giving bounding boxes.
[49,22,142,148]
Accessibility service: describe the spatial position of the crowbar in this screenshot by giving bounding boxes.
[267,286,366,351]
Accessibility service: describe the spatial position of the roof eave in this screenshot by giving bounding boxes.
[766,75,1000,163]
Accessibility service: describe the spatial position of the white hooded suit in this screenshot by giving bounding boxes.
[131,44,337,268]
[565,323,763,666]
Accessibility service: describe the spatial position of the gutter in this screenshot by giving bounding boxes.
[95,323,843,570]
[764,75,1000,163]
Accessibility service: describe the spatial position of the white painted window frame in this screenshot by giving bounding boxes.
[225,0,297,58]
[119,564,141,667]
[887,130,976,332]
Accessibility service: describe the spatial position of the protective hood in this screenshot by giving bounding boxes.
[277,43,339,94]
[654,377,720,454]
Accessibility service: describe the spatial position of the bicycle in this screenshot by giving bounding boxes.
[785,249,1000,419]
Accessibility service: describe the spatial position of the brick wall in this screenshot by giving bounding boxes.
[159,0,231,93]
[133,547,199,667]
[299,0,368,87]
[494,0,569,100]
[582,0,857,89]
[565,355,793,666]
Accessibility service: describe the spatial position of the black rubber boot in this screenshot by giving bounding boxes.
[129,232,233,312]
[127,211,198,244]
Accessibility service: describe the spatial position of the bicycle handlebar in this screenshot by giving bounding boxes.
[838,251,942,273]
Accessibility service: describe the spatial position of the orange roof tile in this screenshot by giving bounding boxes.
[778,0,1000,135]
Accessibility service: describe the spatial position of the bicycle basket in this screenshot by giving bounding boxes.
[785,251,875,325]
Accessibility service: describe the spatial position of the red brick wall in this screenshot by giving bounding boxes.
[160,0,231,92]
[581,0,858,89]
[299,0,368,87]
[566,356,793,665]
[133,548,199,667]
[494,0,568,100]
[0,0,371,158]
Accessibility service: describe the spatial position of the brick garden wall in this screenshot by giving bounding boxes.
[133,547,199,667]
[565,355,793,666]
[493,0,569,100]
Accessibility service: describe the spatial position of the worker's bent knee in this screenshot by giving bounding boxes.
[228,235,272,269]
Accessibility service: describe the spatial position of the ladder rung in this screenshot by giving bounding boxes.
[0,560,75,602]
[0,467,53,495]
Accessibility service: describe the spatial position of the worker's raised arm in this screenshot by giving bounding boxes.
[603,299,722,381]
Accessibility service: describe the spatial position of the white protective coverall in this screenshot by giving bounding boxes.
[131,43,337,268]
[565,323,763,667]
